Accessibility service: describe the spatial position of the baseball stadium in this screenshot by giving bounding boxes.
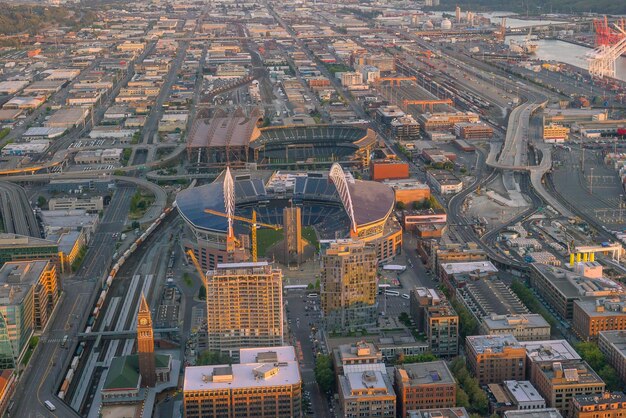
[175,163,402,270]
[186,109,376,169]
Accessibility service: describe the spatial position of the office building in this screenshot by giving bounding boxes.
[205,262,283,359]
[409,287,459,357]
[572,296,626,341]
[481,314,551,341]
[394,361,457,417]
[183,346,302,418]
[466,334,526,385]
[598,330,626,385]
[333,341,383,375]
[571,392,626,418]
[0,234,59,271]
[321,240,378,331]
[520,340,581,384]
[0,261,59,368]
[504,380,546,410]
[339,370,396,418]
[533,361,605,417]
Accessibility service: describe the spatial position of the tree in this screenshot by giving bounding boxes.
[456,388,470,408]
[395,201,406,210]
[197,350,232,366]
[314,354,335,393]
[198,285,206,300]
[37,195,46,208]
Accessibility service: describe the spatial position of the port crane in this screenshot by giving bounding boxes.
[204,208,281,262]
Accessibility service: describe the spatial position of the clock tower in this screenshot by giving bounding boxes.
[137,294,156,387]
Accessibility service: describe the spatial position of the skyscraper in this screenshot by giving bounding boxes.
[137,294,156,387]
[206,262,284,359]
[320,240,377,331]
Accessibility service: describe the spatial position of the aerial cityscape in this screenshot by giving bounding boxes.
[1,0,626,417]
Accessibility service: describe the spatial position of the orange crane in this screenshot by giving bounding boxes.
[204,208,281,262]
[186,249,206,282]
[402,99,453,112]
[374,76,417,86]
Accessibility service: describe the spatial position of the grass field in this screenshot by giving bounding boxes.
[257,229,284,257]
[302,226,319,252]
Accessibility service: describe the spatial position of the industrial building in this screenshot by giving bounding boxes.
[394,361,457,417]
[370,160,410,181]
[457,278,530,322]
[529,263,623,321]
[454,122,494,140]
[466,334,526,385]
[321,240,378,331]
[427,170,463,194]
[44,107,90,129]
[543,124,570,142]
[417,112,480,132]
[183,346,302,418]
[205,262,284,359]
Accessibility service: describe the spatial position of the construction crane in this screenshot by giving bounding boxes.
[204,208,281,262]
[186,250,206,282]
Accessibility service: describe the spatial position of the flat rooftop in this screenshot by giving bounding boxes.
[574,296,626,317]
[466,334,522,354]
[184,346,300,392]
[459,278,529,318]
[0,260,48,305]
[408,408,470,418]
[395,361,455,386]
[441,260,498,275]
[519,340,580,363]
[482,314,550,330]
[340,370,395,399]
[531,263,623,299]
[504,380,544,404]
[504,409,563,418]
[540,360,603,385]
[0,233,57,248]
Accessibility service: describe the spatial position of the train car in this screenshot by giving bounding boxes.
[87,316,94,327]
[65,369,74,382]
[57,391,65,400]
[75,345,84,357]
[92,307,99,318]
[130,243,138,252]
[123,249,131,259]
[85,326,92,334]
[106,276,114,287]
[60,379,69,393]
[71,356,79,370]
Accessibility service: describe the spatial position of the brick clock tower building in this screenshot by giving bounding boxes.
[137,294,157,387]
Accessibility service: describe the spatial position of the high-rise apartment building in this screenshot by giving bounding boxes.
[0,260,59,369]
[205,262,283,358]
[183,346,301,418]
[410,287,459,357]
[321,240,377,331]
[466,334,526,385]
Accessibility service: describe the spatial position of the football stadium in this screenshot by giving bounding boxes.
[176,164,402,270]
[186,109,376,168]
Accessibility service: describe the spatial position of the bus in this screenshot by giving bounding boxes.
[384,290,400,297]
[382,264,407,273]
[307,293,319,299]
[44,400,56,411]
